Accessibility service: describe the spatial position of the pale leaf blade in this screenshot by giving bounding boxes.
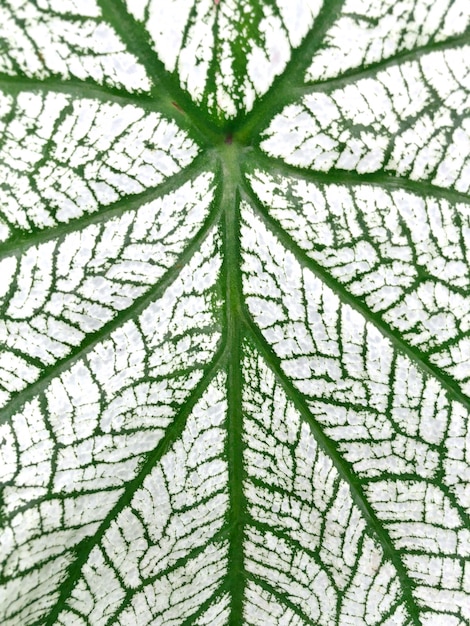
[0,0,151,92]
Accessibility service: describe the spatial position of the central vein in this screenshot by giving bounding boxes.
[220,141,246,624]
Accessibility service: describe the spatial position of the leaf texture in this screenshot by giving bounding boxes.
[0,1,469,625]
[0,1,150,91]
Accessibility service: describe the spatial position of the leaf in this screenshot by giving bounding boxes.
[0,1,469,625]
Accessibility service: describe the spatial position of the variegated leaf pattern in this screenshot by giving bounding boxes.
[0,1,469,625]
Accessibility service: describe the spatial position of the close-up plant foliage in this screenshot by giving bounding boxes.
[0,0,469,624]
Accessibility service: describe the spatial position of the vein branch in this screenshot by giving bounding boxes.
[0,193,221,426]
[250,150,470,209]
[234,0,346,142]
[299,30,470,94]
[42,347,225,626]
[242,312,422,626]
[0,151,215,261]
[240,172,470,412]
[0,74,153,105]
[97,0,224,144]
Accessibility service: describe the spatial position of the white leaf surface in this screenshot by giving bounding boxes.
[0,1,469,625]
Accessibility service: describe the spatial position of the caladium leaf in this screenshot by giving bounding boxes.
[0,1,469,625]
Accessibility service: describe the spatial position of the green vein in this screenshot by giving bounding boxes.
[97,0,224,144]
[180,585,229,626]
[220,144,247,625]
[244,571,316,624]
[248,149,470,209]
[233,0,346,143]
[242,314,421,626]
[301,30,470,93]
[248,515,338,594]
[0,74,155,106]
[0,189,222,427]
[240,173,470,412]
[42,347,226,626]
[0,151,215,261]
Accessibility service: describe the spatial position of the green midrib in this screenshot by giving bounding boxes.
[220,142,247,624]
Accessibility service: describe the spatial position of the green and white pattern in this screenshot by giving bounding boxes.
[0,0,469,624]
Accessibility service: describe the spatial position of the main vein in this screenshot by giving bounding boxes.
[220,145,246,625]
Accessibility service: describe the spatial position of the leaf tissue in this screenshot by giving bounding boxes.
[0,0,469,624]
